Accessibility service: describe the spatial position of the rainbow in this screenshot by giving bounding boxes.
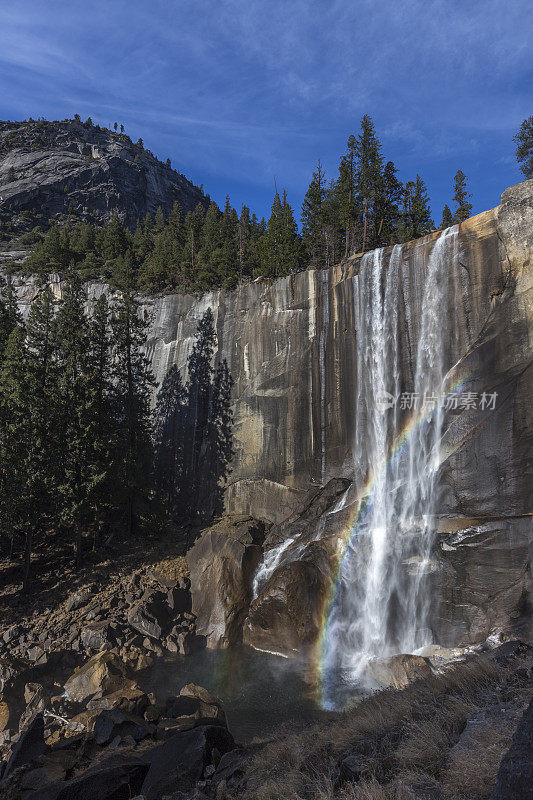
[314,371,472,709]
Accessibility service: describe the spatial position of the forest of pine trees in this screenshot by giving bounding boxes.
[17,116,475,294]
[0,270,233,588]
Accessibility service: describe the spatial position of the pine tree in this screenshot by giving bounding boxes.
[261,190,283,278]
[101,214,130,263]
[354,115,385,252]
[111,261,154,536]
[0,277,22,356]
[205,358,234,518]
[22,287,58,590]
[153,365,186,514]
[180,308,217,519]
[441,204,454,229]
[0,326,31,559]
[451,170,473,223]
[54,272,105,567]
[400,176,435,241]
[279,189,304,273]
[301,160,327,266]
[513,116,533,178]
[87,293,114,537]
[261,189,303,278]
[379,161,404,246]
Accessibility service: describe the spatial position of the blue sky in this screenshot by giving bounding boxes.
[0,0,530,222]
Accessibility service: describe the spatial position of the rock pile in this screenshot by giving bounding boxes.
[0,646,236,799]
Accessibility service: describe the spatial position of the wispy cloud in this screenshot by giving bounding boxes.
[0,0,528,216]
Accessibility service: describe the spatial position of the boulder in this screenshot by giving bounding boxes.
[93,708,151,746]
[65,588,93,612]
[63,651,132,703]
[188,516,267,648]
[366,654,432,689]
[491,698,533,800]
[0,658,18,693]
[86,686,149,716]
[80,621,114,651]
[243,542,332,656]
[33,754,150,800]
[19,682,50,732]
[0,698,9,733]
[4,714,45,778]
[140,724,235,799]
[127,589,173,640]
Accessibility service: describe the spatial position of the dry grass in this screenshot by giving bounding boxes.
[226,653,532,800]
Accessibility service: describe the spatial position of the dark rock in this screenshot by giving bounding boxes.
[188,516,267,648]
[489,640,532,665]
[127,589,173,640]
[141,724,235,799]
[167,586,192,614]
[340,751,364,782]
[491,698,533,800]
[19,683,50,732]
[65,588,93,612]
[80,621,115,652]
[93,708,150,745]
[34,754,150,800]
[212,748,247,788]
[2,626,20,644]
[0,658,16,692]
[4,714,45,778]
[243,542,332,656]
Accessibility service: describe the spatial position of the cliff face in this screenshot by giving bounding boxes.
[10,179,533,650]
[0,119,206,259]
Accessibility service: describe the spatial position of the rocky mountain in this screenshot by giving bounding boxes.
[0,118,207,262]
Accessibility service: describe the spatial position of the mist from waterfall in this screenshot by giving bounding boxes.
[323,227,460,700]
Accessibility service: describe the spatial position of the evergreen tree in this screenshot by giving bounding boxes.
[0,326,31,559]
[261,189,303,278]
[87,293,114,536]
[101,213,130,263]
[0,277,22,355]
[111,261,154,536]
[153,365,186,514]
[379,161,404,246]
[441,204,454,229]
[54,272,106,566]
[451,170,473,223]
[400,176,435,241]
[22,287,58,590]
[353,115,385,252]
[205,358,234,518]
[513,116,533,178]
[301,160,327,266]
[180,308,217,519]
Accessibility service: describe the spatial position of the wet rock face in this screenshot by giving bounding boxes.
[243,543,332,656]
[187,516,267,648]
[0,118,207,240]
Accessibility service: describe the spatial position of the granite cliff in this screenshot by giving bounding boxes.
[0,118,207,267]
[9,179,533,657]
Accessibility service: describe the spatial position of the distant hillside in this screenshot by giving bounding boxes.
[0,117,208,264]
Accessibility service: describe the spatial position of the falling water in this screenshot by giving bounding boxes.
[323,228,460,695]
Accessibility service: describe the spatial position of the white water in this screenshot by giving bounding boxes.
[326,228,460,684]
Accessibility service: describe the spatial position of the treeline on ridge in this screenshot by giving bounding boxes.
[19,116,474,294]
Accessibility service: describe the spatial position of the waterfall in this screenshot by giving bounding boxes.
[323,228,460,696]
